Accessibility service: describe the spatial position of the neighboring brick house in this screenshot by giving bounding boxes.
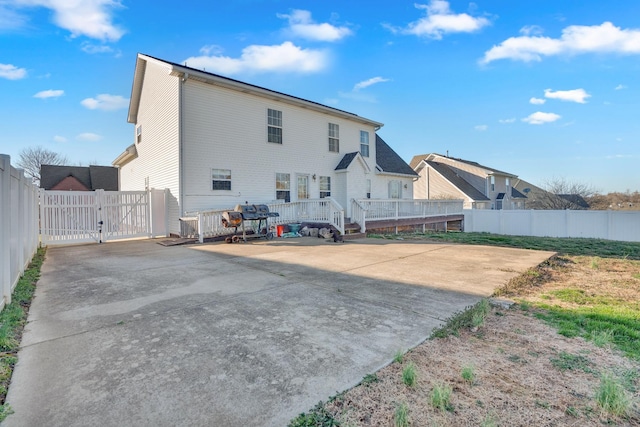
[40,165,119,191]
[410,153,527,209]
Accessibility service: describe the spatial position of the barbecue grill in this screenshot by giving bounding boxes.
[221,203,279,243]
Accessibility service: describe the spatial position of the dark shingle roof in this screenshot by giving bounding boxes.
[427,161,489,201]
[558,194,589,208]
[334,152,359,170]
[40,165,118,190]
[376,135,417,177]
[511,187,527,199]
[410,153,516,177]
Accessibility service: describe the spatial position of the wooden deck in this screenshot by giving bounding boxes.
[365,214,464,233]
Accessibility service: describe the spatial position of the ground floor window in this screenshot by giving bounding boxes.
[319,176,331,198]
[276,173,290,202]
[212,169,231,190]
[366,179,371,199]
[389,180,402,199]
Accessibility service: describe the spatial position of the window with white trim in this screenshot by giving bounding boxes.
[212,169,231,190]
[136,125,142,144]
[389,180,402,199]
[319,176,331,198]
[267,108,282,144]
[360,131,369,157]
[366,179,371,199]
[276,173,290,202]
[328,123,339,152]
[297,175,309,200]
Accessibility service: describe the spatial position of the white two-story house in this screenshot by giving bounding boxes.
[410,153,526,210]
[113,54,417,235]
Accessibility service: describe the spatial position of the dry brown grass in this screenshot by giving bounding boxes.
[302,255,640,427]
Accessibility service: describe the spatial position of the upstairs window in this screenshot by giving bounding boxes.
[360,131,369,157]
[212,169,231,190]
[268,109,283,144]
[319,176,331,198]
[276,173,290,202]
[328,123,339,152]
[490,176,495,192]
[136,125,142,144]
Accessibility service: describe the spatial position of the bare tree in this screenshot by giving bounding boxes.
[535,177,598,210]
[17,146,68,185]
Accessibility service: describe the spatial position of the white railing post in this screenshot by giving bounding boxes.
[198,212,204,244]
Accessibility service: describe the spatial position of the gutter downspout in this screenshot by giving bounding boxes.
[178,72,187,220]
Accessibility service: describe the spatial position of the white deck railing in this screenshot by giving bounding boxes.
[186,198,345,243]
[350,199,464,233]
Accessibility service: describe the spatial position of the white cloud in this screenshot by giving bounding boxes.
[184,42,328,75]
[81,42,113,54]
[12,0,125,41]
[474,124,488,131]
[522,111,561,125]
[615,84,627,90]
[520,25,544,36]
[529,97,546,105]
[481,21,640,64]
[0,4,28,30]
[498,118,516,123]
[391,0,491,39]
[544,88,591,103]
[34,89,64,99]
[81,94,129,111]
[353,76,390,91]
[0,63,27,79]
[53,135,67,143]
[76,132,102,142]
[278,9,352,42]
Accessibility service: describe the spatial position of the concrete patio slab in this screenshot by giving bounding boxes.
[4,238,553,427]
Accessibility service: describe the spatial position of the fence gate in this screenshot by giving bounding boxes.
[40,189,150,246]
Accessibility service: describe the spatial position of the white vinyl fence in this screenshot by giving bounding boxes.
[40,189,167,246]
[0,155,39,311]
[464,209,640,242]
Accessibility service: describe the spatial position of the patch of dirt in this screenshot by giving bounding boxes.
[317,256,640,426]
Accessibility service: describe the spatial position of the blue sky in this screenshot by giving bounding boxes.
[1,0,639,192]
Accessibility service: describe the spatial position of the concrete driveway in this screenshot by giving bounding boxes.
[4,238,553,427]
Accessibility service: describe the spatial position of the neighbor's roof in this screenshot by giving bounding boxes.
[40,165,118,190]
[426,161,489,201]
[511,187,527,199]
[411,153,516,177]
[129,53,384,129]
[375,135,417,177]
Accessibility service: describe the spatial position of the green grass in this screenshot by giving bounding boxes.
[402,362,417,387]
[534,303,640,360]
[288,400,340,427]
[373,232,640,259]
[431,299,490,338]
[430,382,453,411]
[549,352,594,373]
[0,247,45,422]
[393,349,404,364]
[461,365,475,384]
[360,373,379,386]
[596,373,631,418]
[394,402,409,427]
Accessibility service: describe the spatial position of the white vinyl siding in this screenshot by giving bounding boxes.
[180,77,380,213]
[118,59,180,235]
